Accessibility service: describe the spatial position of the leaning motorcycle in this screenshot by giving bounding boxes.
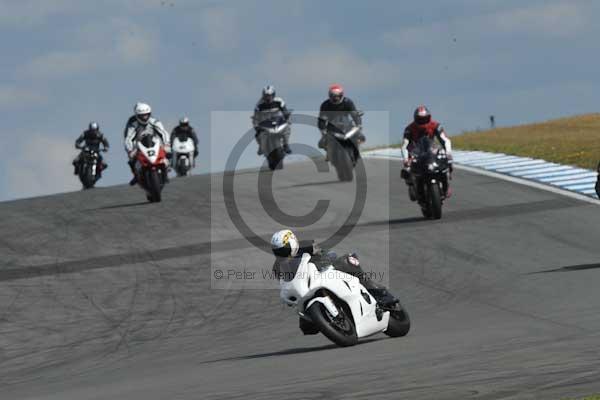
[172,136,195,177]
[407,136,450,220]
[78,147,105,189]
[323,114,363,182]
[279,252,410,347]
[134,134,169,203]
[256,114,290,171]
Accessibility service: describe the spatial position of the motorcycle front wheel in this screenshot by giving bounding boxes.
[146,169,162,203]
[307,297,358,347]
[80,164,96,189]
[428,182,442,220]
[177,157,189,177]
[267,147,284,171]
[331,144,354,182]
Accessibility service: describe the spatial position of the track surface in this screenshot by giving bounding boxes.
[1,158,600,399]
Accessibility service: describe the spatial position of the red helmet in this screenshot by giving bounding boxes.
[328,84,344,104]
[414,105,431,125]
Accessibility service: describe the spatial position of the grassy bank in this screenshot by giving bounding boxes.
[451,113,600,170]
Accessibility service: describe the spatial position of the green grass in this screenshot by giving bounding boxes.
[450,113,600,170]
[561,395,600,400]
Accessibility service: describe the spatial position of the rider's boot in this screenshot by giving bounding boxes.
[441,176,451,199]
[255,132,263,155]
[408,185,417,201]
[128,160,137,186]
[368,287,399,308]
[283,144,291,154]
[401,168,416,201]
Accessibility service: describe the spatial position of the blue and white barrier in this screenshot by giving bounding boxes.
[365,148,599,199]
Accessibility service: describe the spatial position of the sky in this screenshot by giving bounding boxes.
[0,0,599,201]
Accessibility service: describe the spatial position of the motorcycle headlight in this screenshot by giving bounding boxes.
[428,162,438,171]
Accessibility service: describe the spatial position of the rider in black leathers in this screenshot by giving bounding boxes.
[253,85,292,155]
[170,117,199,158]
[318,84,364,160]
[72,122,109,175]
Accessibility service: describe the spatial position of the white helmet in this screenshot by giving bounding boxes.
[271,229,299,258]
[262,85,276,102]
[134,102,152,124]
[179,116,190,125]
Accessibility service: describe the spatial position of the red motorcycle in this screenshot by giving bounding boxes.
[134,134,169,202]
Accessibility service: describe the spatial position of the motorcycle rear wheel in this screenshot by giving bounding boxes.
[384,301,411,337]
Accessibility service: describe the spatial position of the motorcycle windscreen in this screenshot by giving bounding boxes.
[326,115,355,134]
[256,111,286,129]
[273,257,302,282]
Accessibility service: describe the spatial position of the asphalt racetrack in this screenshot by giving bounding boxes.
[1,157,600,399]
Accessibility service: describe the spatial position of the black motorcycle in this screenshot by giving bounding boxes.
[323,113,363,182]
[78,147,105,189]
[406,136,450,220]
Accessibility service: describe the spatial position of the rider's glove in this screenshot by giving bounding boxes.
[128,149,137,159]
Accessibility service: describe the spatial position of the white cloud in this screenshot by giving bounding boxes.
[383,2,589,50]
[257,42,399,90]
[5,135,80,200]
[21,19,158,79]
[494,3,587,37]
[198,6,240,50]
[110,19,158,64]
[0,0,79,27]
[22,50,97,79]
[0,86,47,108]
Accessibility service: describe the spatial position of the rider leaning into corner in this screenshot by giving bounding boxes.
[72,122,109,175]
[401,105,453,198]
[318,84,365,161]
[123,102,171,186]
[270,229,398,335]
[253,85,292,155]
[170,116,199,158]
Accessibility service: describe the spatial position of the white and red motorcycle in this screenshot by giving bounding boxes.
[279,252,410,347]
[172,136,195,177]
[134,134,169,202]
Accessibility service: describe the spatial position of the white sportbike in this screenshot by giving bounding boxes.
[172,137,196,177]
[279,252,410,347]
